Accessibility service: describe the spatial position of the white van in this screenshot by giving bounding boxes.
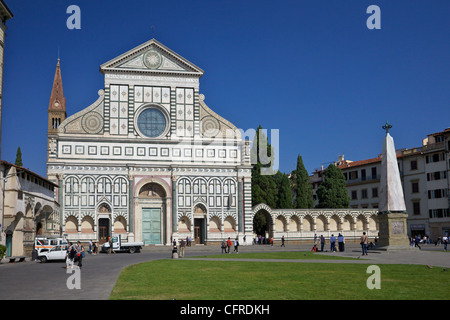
[35,236,68,254]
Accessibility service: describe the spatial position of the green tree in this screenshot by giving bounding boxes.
[277,172,293,208]
[292,155,314,208]
[15,146,23,166]
[251,125,278,208]
[316,164,350,208]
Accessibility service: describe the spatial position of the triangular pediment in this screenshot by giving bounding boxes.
[100,39,204,77]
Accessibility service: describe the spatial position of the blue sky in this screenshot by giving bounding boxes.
[2,0,449,178]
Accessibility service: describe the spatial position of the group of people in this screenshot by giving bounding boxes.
[172,239,187,258]
[310,232,374,255]
[66,241,85,269]
[221,237,239,253]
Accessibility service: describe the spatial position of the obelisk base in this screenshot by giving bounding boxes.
[377,212,417,251]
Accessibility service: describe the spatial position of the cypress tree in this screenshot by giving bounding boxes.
[316,164,350,208]
[292,155,314,208]
[251,125,278,208]
[15,146,23,167]
[277,172,293,209]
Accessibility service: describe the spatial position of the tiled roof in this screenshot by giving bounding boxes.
[1,160,59,187]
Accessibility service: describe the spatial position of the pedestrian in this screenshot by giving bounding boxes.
[330,234,336,252]
[221,239,227,254]
[227,237,232,253]
[320,235,325,252]
[443,235,448,251]
[179,239,186,257]
[281,235,285,247]
[66,242,75,270]
[233,238,239,253]
[270,236,274,247]
[76,241,84,269]
[92,242,97,255]
[172,243,178,258]
[314,234,318,246]
[414,235,421,249]
[108,237,116,254]
[338,233,345,252]
[243,235,247,246]
[89,240,92,254]
[360,232,369,255]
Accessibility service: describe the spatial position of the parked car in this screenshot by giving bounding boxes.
[38,245,67,263]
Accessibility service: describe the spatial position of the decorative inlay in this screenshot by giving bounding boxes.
[82,112,103,134]
[143,50,162,69]
[201,116,220,137]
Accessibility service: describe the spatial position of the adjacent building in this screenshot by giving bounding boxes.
[1,161,60,257]
[310,128,450,240]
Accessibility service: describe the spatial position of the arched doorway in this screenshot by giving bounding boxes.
[193,204,207,244]
[98,203,111,244]
[253,209,273,242]
[138,182,167,245]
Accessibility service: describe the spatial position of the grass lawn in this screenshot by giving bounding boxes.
[110,253,450,300]
[190,251,358,260]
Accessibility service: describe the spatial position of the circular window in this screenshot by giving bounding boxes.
[136,107,167,138]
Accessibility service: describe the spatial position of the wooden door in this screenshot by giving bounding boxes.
[142,208,161,245]
[98,218,109,244]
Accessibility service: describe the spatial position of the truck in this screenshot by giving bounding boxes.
[101,235,143,253]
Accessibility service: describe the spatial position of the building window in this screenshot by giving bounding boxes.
[361,189,368,199]
[349,171,358,180]
[411,182,419,193]
[429,208,450,218]
[412,201,421,215]
[136,106,168,138]
[351,190,357,200]
[410,160,418,171]
[361,169,366,181]
[371,167,377,179]
[426,152,445,163]
[428,189,448,199]
[372,187,378,198]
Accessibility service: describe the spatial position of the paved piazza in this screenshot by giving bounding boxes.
[0,243,448,300]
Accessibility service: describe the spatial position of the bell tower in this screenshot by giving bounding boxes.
[47,59,66,160]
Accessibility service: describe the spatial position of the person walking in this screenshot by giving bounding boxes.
[179,239,186,257]
[88,240,92,254]
[281,235,285,247]
[233,238,239,253]
[338,233,345,252]
[66,242,75,270]
[92,242,97,255]
[443,235,448,251]
[360,232,369,255]
[227,237,232,253]
[108,237,116,254]
[320,235,325,252]
[414,235,421,249]
[221,239,227,254]
[76,241,84,269]
[330,234,336,252]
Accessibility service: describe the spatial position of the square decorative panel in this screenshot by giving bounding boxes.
[149,147,157,156]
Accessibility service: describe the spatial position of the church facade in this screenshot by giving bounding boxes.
[47,39,253,245]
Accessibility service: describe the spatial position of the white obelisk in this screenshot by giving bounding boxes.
[379,130,406,214]
[377,122,411,249]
